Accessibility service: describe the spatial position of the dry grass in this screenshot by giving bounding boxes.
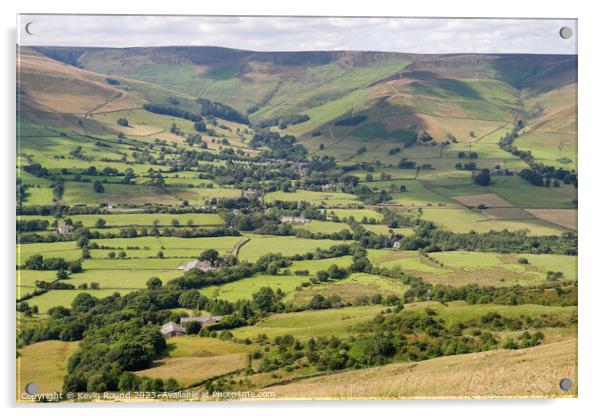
[17,340,79,398]
[260,338,577,399]
[17,47,140,115]
[525,209,577,231]
[135,353,249,387]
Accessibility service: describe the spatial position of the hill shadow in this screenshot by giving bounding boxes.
[402,70,482,100]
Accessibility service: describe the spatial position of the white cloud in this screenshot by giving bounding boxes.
[17,15,577,54]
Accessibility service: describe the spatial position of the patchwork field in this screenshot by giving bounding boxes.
[415,207,567,235]
[16,44,578,401]
[369,249,576,286]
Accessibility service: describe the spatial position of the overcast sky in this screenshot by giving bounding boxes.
[18,15,577,54]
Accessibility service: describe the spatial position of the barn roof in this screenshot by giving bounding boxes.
[160,321,185,335]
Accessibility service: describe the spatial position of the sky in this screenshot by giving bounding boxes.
[17,15,577,54]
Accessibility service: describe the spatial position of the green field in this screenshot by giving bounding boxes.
[231,305,387,340]
[201,273,311,301]
[26,289,136,313]
[369,249,576,286]
[294,220,351,234]
[62,182,241,206]
[290,273,409,305]
[328,208,383,222]
[66,213,224,227]
[264,190,359,206]
[416,208,566,235]
[428,176,574,209]
[166,336,254,357]
[362,224,414,236]
[238,235,343,262]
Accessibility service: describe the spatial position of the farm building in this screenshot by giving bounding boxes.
[243,188,261,200]
[57,224,73,235]
[280,216,310,225]
[392,241,401,250]
[180,316,223,326]
[321,184,338,192]
[160,322,186,338]
[177,259,218,273]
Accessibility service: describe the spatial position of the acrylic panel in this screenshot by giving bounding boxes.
[16,15,577,402]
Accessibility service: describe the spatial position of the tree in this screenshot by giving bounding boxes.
[473,169,492,186]
[199,249,220,263]
[113,342,153,371]
[156,250,164,258]
[178,289,203,309]
[171,219,180,227]
[117,118,129,127]
[194,121,206,132]
[117,372,139,392]
[118,167,135,184]
[95,218,107,228]
[316,270,329,282]
[252,287,278,313]
[146,277,163,290]
[108,251,116,259]
[24,254,44,270]
[68,260,83,273]
[184,320,202,335]
[163,378,180,392]
[71,292,97,313]
[93,181,105,193]
[56,269,69,280]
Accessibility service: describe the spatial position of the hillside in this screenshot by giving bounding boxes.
[16,43,578,402]
[260,338,577,399]
[30,47,576,148]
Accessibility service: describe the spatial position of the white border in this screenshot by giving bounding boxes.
[2,0,601,414]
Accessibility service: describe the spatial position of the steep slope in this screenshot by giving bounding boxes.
[17,47,141,115]
[31,46,575,145]
[19,47,224,137]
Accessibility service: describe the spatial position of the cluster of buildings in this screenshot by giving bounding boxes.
[321,184,338,192]
[242,188,261,200]
[160,316,223,337]
[176,259,220,273]
[57,224,73,235]
[280,215,310,226]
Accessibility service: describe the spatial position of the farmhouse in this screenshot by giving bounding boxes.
[243,188,261,200]
[160,321,186,338]
[180,316,223,326]
[321,184,338,192]
[392,241,401,250]
[177,259,219,272]
[57,224,73,235]
[280,215,310,225]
